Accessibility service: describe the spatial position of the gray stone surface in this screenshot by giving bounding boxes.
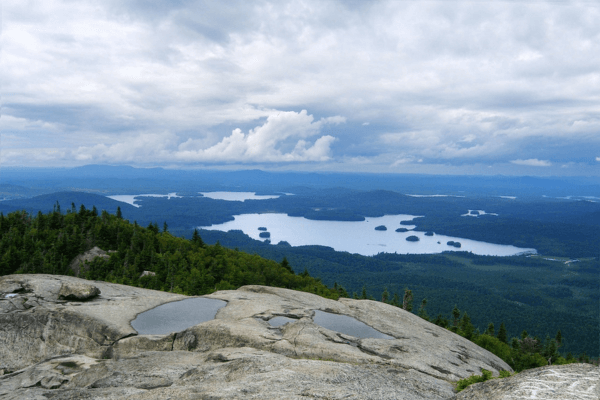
[0,274,524,399]
[452,364,599,400]
[58,282,101,300]
[69,246,110,277]
[0,274,186,371]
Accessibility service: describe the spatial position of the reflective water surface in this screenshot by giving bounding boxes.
[199,192,280,201]
[131,297,226,335]
[107,193,181,208]
[313,310,394,339]
[201,213,536,256]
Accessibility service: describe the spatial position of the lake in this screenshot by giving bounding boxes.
[200,213,536,257]
[107,193,181,208]
[199,192,281,201]
[107,191,281,207]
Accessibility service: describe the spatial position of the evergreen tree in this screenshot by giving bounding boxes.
[452,305,461,327]
[543,334,559,364]
[417,298,429,321]
[460,312,475,340]
[381,287,389,303]
[497,323,508,343]
[555,330,562,348]
[485,323,495,337]
[360,285,368,299]
[116,207,123,219]
[433,314,449,328]
[402,288,413,311]
[280,256,293,273]
[391,292,400,307]
[511,337,520,350]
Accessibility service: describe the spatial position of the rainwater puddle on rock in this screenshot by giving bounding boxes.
[131,298,226,335]
[268,316,297,327]
[313,310,394,340]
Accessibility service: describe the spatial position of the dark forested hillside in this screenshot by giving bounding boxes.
[0,206,338,299]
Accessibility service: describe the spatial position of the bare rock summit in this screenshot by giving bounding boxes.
[1,274,589,399]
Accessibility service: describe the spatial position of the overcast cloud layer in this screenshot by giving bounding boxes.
[2,0,599,175]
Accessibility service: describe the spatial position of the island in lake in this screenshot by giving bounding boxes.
[406,235,420,242]
[395,228,409,232]
[447,241,461,248]
[375,225,387,231]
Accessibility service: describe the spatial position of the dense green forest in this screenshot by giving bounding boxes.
[0,206,597,370]
[0,205,338,299]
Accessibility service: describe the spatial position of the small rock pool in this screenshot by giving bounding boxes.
[268,310,394,340]
[314,310,394,339]
[131,297,226,335]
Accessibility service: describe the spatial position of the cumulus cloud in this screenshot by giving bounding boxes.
[596,157,600,162]
[175,110,342,162]
[510,159,552,167]
[72,110,343,164]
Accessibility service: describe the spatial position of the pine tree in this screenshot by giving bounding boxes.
[452,305,461,327]
[543,334,559,364]
[360,285,368,299]
[555,330,562,348]
[417,298,429,321]
[485,322,495,337]
[433,314,449,328]
[460,312,475,340]
[116,207,123,219]
[381,287,389,303]
[280,257,293,273]
[497,322,508,343]
[391,292,400,307]
[402,288,413,311]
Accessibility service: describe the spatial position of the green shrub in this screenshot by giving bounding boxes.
[455,369,493,392]
[455,369,514,392]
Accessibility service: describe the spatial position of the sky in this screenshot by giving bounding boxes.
[1,0,599,176]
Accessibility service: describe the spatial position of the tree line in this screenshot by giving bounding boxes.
[351,285,597,371]
[0,205,338,299]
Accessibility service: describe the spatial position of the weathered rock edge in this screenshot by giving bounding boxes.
[452,364,599,400]
[1,274,514,399]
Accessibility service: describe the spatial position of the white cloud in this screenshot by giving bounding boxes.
[74,132,178,163]
[596,157,600,162]
[510,159,552,167]
[72,110,343,164]
[175,110,342,162]
[2,0,599,174]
